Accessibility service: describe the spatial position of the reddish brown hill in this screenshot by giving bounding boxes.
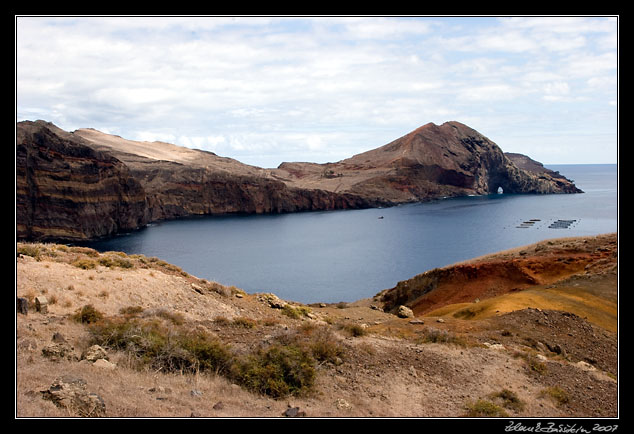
[275,121,581,202]
[378,233,617,317]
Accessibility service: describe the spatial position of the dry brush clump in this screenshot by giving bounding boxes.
[463,389,525,417]
[75,305,343,400]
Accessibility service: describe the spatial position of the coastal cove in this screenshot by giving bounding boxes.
[82,164,617,304]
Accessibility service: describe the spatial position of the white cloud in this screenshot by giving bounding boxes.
[16,15,618,165]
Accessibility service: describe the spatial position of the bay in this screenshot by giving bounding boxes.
[84,164,618,304]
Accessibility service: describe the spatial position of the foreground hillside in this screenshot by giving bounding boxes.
[16,233,617,418]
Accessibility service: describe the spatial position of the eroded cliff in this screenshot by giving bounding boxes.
[16,121,150,241]
[16,120,581,241]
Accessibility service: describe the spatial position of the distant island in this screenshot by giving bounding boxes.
[16,120,581,242]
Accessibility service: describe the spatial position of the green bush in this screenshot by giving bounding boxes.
[281,304,312,319]
[230,344,316,398]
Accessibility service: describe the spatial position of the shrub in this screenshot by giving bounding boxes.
[490,389,525,412]
[464,399,509,417]
[213,316,231,326]
[419,327,465,346]
[119,305,144,316]
[150,309,185,325]
[306,331,345,363]
[17,244,41,259]
[281,304,312,319]
[85,313,319,399]
[526,355,548,375]
[178,331,234,374]
[72,259,97,270]
[72,304,104,324]
[340,323,367,337]
[98,255,134,269]
[69,246,99,257]
[231,317,257,328]
[88,316,232,375]
[230,344,316,398]
[540,387,570,406]
[276,324,345,365]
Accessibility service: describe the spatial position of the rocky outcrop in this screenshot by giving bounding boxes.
[16,120,581,242]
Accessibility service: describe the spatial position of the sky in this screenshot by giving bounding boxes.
[15,16,618,168]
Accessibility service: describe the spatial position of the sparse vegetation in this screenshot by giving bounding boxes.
[489,389,525,412]
[72,304,104,324]
[339,322,368,337]
[86,311,320,399]
[281,304,312,319]
[72,258,97,269]
[119,305,144,316]
[231,317,257,328]
[464,399,509,417]
[17,244,41,260]
[231,344,316,398]
[418,327,465,346]
[540,386,570,406]
[88,315,233,375]
[288,324,346,364]
[98,255,134,269]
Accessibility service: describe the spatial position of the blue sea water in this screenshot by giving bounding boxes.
[84,164,618,304]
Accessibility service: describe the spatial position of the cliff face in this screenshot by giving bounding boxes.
[16,121,150,241]
[16,121,385,241]
[16,120,581,242]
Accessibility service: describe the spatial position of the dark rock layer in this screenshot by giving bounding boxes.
[16,121,150,241]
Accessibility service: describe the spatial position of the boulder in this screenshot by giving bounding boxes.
[397,305,414,318]
[42,342,76,361]
[40,376,106,417]
[35,296,48,313]
[283,406,306,417]
[17,297,28,315]
[92,359,117,370]
[81,345,108,362]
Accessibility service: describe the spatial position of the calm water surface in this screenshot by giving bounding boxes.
[85,165,618,303]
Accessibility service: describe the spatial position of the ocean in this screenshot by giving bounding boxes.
[83,164,618,304]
